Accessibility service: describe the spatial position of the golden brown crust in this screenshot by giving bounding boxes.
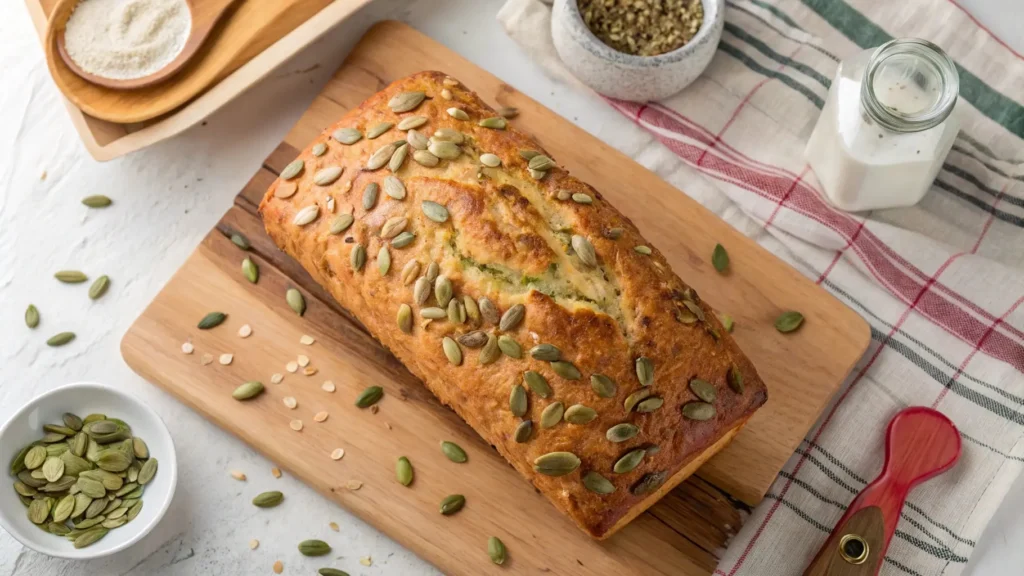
[259,71,767,539]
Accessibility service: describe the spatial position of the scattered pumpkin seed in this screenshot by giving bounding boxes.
[712,243,729,272]
[25,304,39,328]
[540,402,564,429]
[533,451,580,476]
[551,361,581,380]
[293,205,320,226]
[636,397,664,412]
[440,494,466,515]
[395,456,414,486]
[681,402,716,421]
[636,357,654,386]
[242,258,258,283]
[634,245,652,255]
[447,107,469,120]
[624,388,652,412]
[422,201,449,223]
[330,448,345,460]
[499,304,525,331]
[488,536,506,565]
[775,311,804,333]
[298,539,332,556]
[388,91,425,113]
[332,127,362,145]
[530,343,561,362]
[366,122,393,139]
[413,150,440,167]
[463,296,480,325]
[318,569,349,576]
[442,337,462,366]
[441,441,467,463]
[509,384,528,417]
[82,195,112,208]
[590,374,617,398]
[457,331,488,348]
[232,381,264,401]
[286,289,306,316]
[478,117,507,129]
[613,449,646,474]
[253,491,283,508]
[355,386,383,408]
[413,277,431,305]
[524,371,552,398]
[564,404,598,424]
[391,231,416,248]
[47,332,75,347]
[55,270,88,283]
[497,335,521,358]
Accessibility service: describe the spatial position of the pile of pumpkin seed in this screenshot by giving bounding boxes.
[9,412,157,549]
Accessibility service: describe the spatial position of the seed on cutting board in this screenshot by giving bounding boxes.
[613,449,646,474]
[551,361,581,380]
[47,332,76,347]
[286,361,298,373]
[479,153,501,167]
[634,245,652,255]
[533,451,580,476]
[88,275,110,299]
[440,440,467,463]
[219,354,233,365]
[422,200,449,223]
[524,371,552,398]
[270,373,284,385]
[289,420,303,431]
[499,304,525,331]
[283,396,297,409]
[775,311,805,333]
[232,381,264,401]
[389,90,425,113]
[300,334,315,345]
[442,337,462,365]
[682,402,716,421]
[478,117,507,129]
[346,480,362,490]
[253,491,284,508]
[330,448,345,461]
[624,388,652,412]
[413,150,440,167]
[497,335,521,358]
[241,257,259,283]
[355,385,383,408]
[281,159,304,180]
[487,536,507,565]
[590,374,617,398]
[55,270,88,283]
[439,494,466,515]
[396,456,414,486]
[314,411,329,423]
[367,143,398,170]
[25,304,40,329]
[636,357,654,386]
[332,127,362,145]
[197,312,227,329]
[712,243,730,273]
[606,423,639,443]
[293,205,320,226]
[322,381,336,393]
[498,106,519,118]
[303,367,318,376]
[366,122,393,139]
[286,288,306,316]
[201,354,213,365]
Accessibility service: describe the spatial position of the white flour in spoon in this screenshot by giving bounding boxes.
[64,0,192,80]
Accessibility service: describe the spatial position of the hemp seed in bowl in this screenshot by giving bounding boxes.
[579,0,704,57]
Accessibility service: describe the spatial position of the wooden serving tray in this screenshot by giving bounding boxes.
[121,21,870,575]
[26,0,373,160]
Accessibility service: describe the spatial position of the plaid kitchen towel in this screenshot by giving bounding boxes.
[500,1,1024,574]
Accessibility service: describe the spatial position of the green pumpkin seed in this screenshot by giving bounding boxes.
[420,307,446,320]
[564,404,598,424]
[47,332,75,347]
[293,205,320,227]
[533,452,580,476]
[71,432,88,457]
[457,331,487,348]
[198,311,226,329]
[447,299,465,325]
[138,458,158,485]
[115,483,138,497]
[86,275,110,299]
[10,445,32,475]
[523,371,552,398]
[42,476,76,492]
[389,91,425,113]
[590,374,617,398]
[463,296,481,325]
[613,449,646,474]
[632,471,668,496]
[397,115,428,130]
[286,288,306,316]
[478,117,507,129]
[681,402,716,421]
[397,304,413,334]
[253,491,284,508]
[101,516,127,529]
[479,333,500,365]
[79,507,107,525]
[606,423,639,443]
[719,313,735,332]
[318,569,350,576]
[571,235,597,267]
[540,402,564,429]
[513,419,533,443]
[689,379,717,403]
[380,216,408,239]
[281,159,304,180]
[775,311,804,333]
[14,481,36,497]
[77,477,106,499]
[350,243,366,272]
[62,413,83,432]
[332,127,362,145]
[311,142,328,157]
[422,201,449,223]
[499,304,525,331]
[47,522,71,536]
[86,420,117,435]
[551,361,581,380]
[497,335,521,358]
[712,243,729,273]
[442,337,462,366]
[605,227,625,239]
[433,127,464,142]
[529,344,561,362]
[330,214,354,235]
[367,143,398,170]
[42,457,64,482]
[413,277,431,305]
[428,140,461,160]
[242,258,259,283]
[528,155,555,171]
[396,457,414,486]
[366,122,393,139]
[355,386,383,408]
[440,441,467,463]
[636,357,654,387]
[389,143,408,172]
[440,494,466,515]
[400,260,421,286]
[478,297,499,324]
[229,232,251,251]
[96,450,131,472]
[102,498,123,515]
[82,195,112,208]
[40,432,67,443]
[446,107,469,120]
[572,193,593,204]
[634,245,652,255]
[126,500,143,521]
[434,275,453,307]
[72,493,92,517]
[624,388,652,412]
[520,149,540,160]
[73,527,109,549]
[232,381,264,401]
[583,471,616,494]
[43,424,76,436]
[406,129,429,150]
[55,270,88,283]
[391,231,416,248]
[488,536,506,565]
[479,153,501,167]
[26,446,48,469]
[636,397,664,413]
[27,499,50,524]
[509,384,528,417]
[314,167,343,186]
[728,365,744,393]
[25,304,39,329]
[413,150,440,167]
[298,539,332,556]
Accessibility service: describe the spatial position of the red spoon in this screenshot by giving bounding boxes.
[802,407,961,576]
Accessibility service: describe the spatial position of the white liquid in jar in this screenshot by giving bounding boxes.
[805,42,960,212]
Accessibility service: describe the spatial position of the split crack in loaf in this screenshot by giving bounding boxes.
[258,71,767,539]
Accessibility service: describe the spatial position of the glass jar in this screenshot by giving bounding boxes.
[805,38,960,211]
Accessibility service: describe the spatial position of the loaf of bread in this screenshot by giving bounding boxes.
[259,71,767,539]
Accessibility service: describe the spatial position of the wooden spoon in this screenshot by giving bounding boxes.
[47,0,240,91]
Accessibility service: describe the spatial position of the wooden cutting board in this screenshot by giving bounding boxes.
[121,21,870,575]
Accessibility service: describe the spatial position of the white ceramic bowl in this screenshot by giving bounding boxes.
[551,0,724,101]
[0,382,177,559]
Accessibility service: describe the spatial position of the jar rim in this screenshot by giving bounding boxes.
[860,38,959,132]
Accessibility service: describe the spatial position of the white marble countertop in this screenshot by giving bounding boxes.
[0,0,1021,574]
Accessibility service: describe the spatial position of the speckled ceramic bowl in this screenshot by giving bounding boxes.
[552,0,724,102]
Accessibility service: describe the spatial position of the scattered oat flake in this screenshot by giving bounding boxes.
[289,419,303,431]
[346,480,363,490]
[303,367,318,376]
[329,521,339,532]
[201,353,214,365]
[384,422,393,430]
[231,470,247,481]
[238,324,252,338]
[322,381,336,393]
[300,335,315,345]
[314,411,329,423]
[286,361,298,373]
[330,448,345,460]
[272,560,283,574]
[249,539,259,550]
[271,373,284,384]
[181,342,194,354]
[369,405,379,415]
[297,355,310,367]
[271,467,282,479]
[360,556,372,567]
[283,396,297,409]
[219,353,233,365]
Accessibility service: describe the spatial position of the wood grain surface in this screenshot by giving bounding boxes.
[121,21,870,575]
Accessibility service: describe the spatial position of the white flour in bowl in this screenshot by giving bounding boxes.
[63,0,192,81]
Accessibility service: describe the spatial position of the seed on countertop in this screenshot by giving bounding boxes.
[289,419,303,431]
[524,371,552,398]
[286,288,306,316]
[775,311,804,333]
[219,353,233,365]
[298,539,332,557]
[314,412,329,423]
[82,195,112,208]
[281,159,304,180]
[396,456,414,486]
[479,153,501,167]
[388,91,425,113]
[232,381,264,401]
[272,560,284,574]
[440,494,466,515]
[712,243,729,273]
[446,107,469,120]
[47,332,76,347]
[681,402,716,421]
[478,117,506,129]
[201,353,213,365]
[55,270,88,283]
[230,470,247,481]
[237,325,252,339]
[551,361,581,380]
[198,312,226,329]
[355,386,383,408]
[533,451,580,476]
[283,396,297,409]
[330,448,345,460]
[242,258,259,283]
[286,361,298,373]
[25,304,40,328]
[540,402,564,429]
[440,441,467,463]
[497,335,521,358]
[293,205,320,226]
[488,536,507,565]
[442,337,462,366]
[613,449,646,474]
[253,491,284,508]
